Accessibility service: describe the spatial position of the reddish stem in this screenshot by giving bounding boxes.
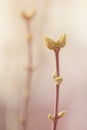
[52,50,60,130]
[21,19,33,130]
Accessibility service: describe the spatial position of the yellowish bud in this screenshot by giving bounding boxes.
[52,70,63,85]
[54,76,63,85]
[26,34,32,42]
[56,34,66,49]
[48,114,54,121]
[44,34,66,51]
[58,111,66,119]
[52,69,57,79]
[20,9,35,19]
[45,37,56,50]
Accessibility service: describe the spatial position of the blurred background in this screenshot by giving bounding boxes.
[0,0,87,130]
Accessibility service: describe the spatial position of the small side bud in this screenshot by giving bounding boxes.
[56,34,66,49]
[26,34,32,42]
[58,111,66,119]
[54,76,63,85]
[48,114,54,121]
[52,70,57,79]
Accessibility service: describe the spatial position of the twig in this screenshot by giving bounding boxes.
[19,9,35,130]
[45,34,66,130]
[52,50,60,130]
[22,19,32,130]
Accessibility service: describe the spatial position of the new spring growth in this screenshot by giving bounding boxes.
[52,70,63,85]
[48,111,66,121]
[45,33,66,51]
[48,114,54,121]
[20,9,35,20]
[58,111,66,119]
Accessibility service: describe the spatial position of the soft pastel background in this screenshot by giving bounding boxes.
[0,0,87,130]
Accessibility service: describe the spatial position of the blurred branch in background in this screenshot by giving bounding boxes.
[18,9,36,130]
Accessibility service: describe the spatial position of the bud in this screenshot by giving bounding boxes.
[44,34,66,51]
[48,114,54,121]
[20,9,35,19]
[56,34,66,49]
[54,76,63,85]
[45,37,56,50]
[58,111,66,119]
[26,34,32,42]
[52,69,57,79]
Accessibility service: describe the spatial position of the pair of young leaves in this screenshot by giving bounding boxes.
[45,34,66,51]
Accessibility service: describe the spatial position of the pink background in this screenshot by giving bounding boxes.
[0,0,87,130]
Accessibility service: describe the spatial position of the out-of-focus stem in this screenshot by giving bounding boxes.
[21,19,33,130]
[52,50,60,130]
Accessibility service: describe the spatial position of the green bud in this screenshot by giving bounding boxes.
[52,69,57,79]
[48,114,54,121]
[56,34,66,49]
[44,34,66,51]
[45,37,56,50]
[58,111,66,119]
[54,76,63,85]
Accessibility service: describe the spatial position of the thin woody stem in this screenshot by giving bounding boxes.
[52,50,60,130]
[21,19,33,130]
